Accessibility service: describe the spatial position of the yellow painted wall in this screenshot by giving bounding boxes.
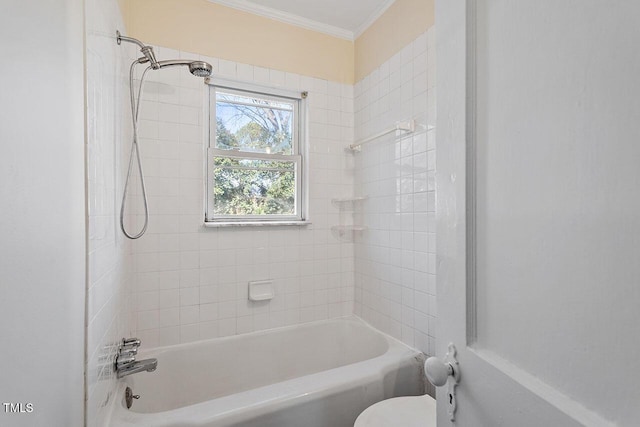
[118,0,354,84]
[118,0,434,85]
[355,0,434,82]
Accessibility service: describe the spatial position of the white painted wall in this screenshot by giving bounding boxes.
[0,1,85,426]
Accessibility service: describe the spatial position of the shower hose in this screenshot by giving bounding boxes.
[120,60,152,239]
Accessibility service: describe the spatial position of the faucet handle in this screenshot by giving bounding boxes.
[116,353,136,368]
[122,337,141,348]
[120,347,138,356]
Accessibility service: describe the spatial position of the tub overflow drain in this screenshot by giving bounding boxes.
[125,387,140,409]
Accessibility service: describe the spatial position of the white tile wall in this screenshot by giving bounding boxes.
[128,50,356,347]
[85,13,434,422]
[85,0,135,424]
[354,29,437,356]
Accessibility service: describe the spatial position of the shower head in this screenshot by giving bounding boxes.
[156,60,213,77]
[188,61,213,77]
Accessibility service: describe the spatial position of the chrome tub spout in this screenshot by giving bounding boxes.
[117,358,158,379]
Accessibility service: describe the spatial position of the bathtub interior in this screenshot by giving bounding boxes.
[127,317,392,413]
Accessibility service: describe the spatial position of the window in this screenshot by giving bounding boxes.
[206,79,307,224]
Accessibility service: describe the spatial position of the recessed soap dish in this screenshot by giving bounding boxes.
[248,280,274,301]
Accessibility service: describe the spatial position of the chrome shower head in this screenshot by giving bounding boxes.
[188,61,213,77]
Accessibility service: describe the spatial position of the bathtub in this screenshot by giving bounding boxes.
[109,316,425,427]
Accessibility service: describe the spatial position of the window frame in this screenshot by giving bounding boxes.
[205,77,308,225]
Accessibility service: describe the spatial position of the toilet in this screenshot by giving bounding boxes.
[355,352,450,426]
[354,394,436,427]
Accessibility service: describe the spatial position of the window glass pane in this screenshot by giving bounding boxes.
[213,156,296,216]
[216,91,294,155]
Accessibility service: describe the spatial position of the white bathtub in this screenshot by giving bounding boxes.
[109,316,424,427]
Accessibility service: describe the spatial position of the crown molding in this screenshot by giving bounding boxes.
[208,0,355,40]
[354,0,396,39]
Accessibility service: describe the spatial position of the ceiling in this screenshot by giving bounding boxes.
[209,0,395,40]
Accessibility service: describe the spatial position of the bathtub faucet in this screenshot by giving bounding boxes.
[116,358,158,378]
[115,337,158,379]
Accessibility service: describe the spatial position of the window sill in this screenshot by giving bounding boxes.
[203,220,312,228]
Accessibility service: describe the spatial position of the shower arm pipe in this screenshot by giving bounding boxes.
[116,30,160,69]
[116,31,146,49]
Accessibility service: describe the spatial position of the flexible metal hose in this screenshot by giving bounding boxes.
[120,60,152,239]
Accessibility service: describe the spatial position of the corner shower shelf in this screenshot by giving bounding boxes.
[331,196,367,241]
